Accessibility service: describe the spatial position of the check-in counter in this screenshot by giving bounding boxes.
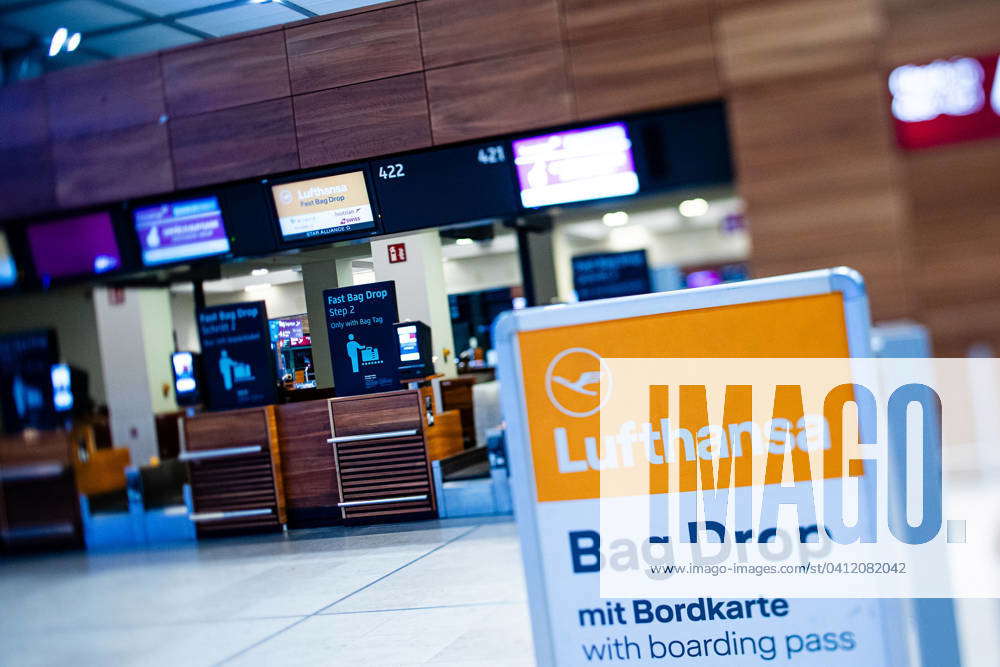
[278,389,447,527]
[329,390,437,522]
[180,405,286,537]
[0,431,82,551]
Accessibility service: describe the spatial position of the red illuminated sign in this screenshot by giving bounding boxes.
[388,243,407,263]
[890,53,1000,150]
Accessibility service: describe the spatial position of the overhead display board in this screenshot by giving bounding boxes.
[324,281,400,396]
[373,141,519,234]
[270,169,377,243]
[27,211,121,283]
[197,301,276,411]
[571,249,651,301]
[513,122,640,208]
[494,268,918,666]
[133,196,230,267]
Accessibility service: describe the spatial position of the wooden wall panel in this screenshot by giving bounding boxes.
[52,123,174,208]
[883,0,1000,65]
[0,145,57,220]
[569,24,720,120]
[40,56,174,210]
[294,72,431,167]
[46,56,165,139]
[418,0,562,69]
[162,30,290,118]
[561,0,712,44]
[923,299,1000,357]
[716,0,883,87]
[171,98,299,189]
[0,80,56,220]
[426,48,573,145]
[722,48,915,320]
[903,140,1000,223]
[285,4,422,95]
[0,79,50,149]
[753,248,914,321]
[912,230,1000,311]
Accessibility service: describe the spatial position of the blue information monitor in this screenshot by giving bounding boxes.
[196,301,276,411]
[324,281,401,396]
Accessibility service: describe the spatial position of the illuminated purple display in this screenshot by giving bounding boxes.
[134,196,230,267]
[512,122,640,208]
[27,212,121,282]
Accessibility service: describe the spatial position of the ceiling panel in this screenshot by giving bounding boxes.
[0,25,32,49]
[3,0,141,36]
[291,0,382,14]
[176,2,302,37]
[119,0,215,16]
[86,23,200,57]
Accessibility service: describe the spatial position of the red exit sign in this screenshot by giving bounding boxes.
[387,243,407,263]
[890,53,1000,150]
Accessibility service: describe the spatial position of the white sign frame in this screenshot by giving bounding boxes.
[495,268,938,666]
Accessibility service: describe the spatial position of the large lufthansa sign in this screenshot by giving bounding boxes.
[494,268,946,666]
[324,281,400,396]
[197,301,276,411]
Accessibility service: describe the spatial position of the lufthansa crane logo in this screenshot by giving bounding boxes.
[545,347,613,418]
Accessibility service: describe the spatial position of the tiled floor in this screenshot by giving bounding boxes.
[0,517,535,666]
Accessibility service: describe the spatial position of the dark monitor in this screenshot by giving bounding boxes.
[571,249,651,301]
[0,329,59,433]
[629,102,734,193]
[395,321,434,380]
[171,351,201,407]
[374,141,520,234]
[27,211,122,284]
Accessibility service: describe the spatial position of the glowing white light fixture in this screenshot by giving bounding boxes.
[251,268,269,276]
[678,197,709,218]
[602,211,629,227]
[48,28,68,57]
[455,238,474,246]
[244,283,272,293]
[66,32,81,52]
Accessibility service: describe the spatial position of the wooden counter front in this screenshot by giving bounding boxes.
[181,405,286,537]
[329,390,436,522]
[275,400,340,526]
[0,431,82,551]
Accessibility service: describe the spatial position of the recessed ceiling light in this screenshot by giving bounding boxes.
[48,28,68,57]
[251,268,269,276]
[678,198,709,218]
[602,211,629,227]
[455,238,474,246]
[66,32,81,52]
